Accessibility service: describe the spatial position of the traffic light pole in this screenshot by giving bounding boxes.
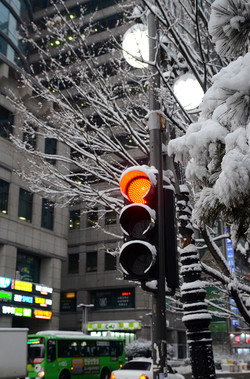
[148,12,167,379]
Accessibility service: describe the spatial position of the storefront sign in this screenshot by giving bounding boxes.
[0,276,53,320]
[0,291,12,302]
[88,320,141,331]
[34,310,52,320]
[91,288,135,310]
[0,277,11,289]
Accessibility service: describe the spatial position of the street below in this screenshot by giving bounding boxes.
[183,372,250,379]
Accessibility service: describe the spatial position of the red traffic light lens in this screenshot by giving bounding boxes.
[127,177,151,204]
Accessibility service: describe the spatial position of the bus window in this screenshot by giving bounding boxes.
[58,340,73,357]
[85,340,96,356]
[80,341,87,356]
[69,341,79,357]
[47,340,56,362]
[96,341,110,356]
[58,340,82,357]
[110,341,123,357]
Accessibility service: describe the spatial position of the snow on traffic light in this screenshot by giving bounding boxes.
[119,165,159,281]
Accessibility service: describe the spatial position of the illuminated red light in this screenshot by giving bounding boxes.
[127,177,151,204]
[122,292,131,296]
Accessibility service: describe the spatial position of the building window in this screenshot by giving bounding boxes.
[60,291,77,312]
[23,130,36,150]
[45,138,57,164]
[105,252,116,271]
[41,199,54,230]
[69,210,80,229]
[0,105,14,139]
[87,207,98,227]
[16,251,40,283]
[0,178,9,214]
[105,207,116,225]
[68,253,79,274]
[86,251,97,272]
[18,188,33,222]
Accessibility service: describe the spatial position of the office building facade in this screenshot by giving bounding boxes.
[0,0,68,330]
[0,0,187,358]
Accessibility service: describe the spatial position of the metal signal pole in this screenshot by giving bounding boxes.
[148,11,167,379]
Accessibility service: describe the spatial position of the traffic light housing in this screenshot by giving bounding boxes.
[119,166,158,281]
[119,165,179,289]
[164,188,179,289]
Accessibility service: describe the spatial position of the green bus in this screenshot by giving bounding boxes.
[27,330,125,379]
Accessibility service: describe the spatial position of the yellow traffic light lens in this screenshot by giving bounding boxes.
[127,177,151,204]
[120,168,153,204]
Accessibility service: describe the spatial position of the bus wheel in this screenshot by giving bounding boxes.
[100,368,110,379]
[59,369,71,379]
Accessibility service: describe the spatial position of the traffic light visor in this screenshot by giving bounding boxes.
[120,169,151,204]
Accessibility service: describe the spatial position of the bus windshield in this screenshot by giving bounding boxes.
[27,337,45,363]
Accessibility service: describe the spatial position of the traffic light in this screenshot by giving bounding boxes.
[119,165,158,281]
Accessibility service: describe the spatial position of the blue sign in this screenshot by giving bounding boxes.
[232,318,239,326]
[0,277,11,289]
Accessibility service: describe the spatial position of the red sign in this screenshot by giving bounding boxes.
[233,335,241,345]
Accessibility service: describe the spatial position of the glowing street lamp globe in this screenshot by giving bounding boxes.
[173,73,204,110]
[122,24,149,68]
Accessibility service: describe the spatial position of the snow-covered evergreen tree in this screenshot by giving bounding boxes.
[169,0,250,248]
[168,0,250,327]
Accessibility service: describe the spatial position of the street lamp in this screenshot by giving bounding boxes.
[173,73,204,110]
[123,26,204,111]
[77,303,94,334]
[122,24,149,68]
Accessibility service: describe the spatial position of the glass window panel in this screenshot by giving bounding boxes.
[0,178,9,214]
[105,208,116,225]
[87,207,98,227]
[0,4,9,33]
[105,252,116,271]
[45,138,57,164]
[41,198,54,230]
[16,251,40,283]
[0,105,14,139]
[18,188,33,222]
[69,210,80,229]
[23,130,36,150]
[86,251,97,272]
[68,254,79,274]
